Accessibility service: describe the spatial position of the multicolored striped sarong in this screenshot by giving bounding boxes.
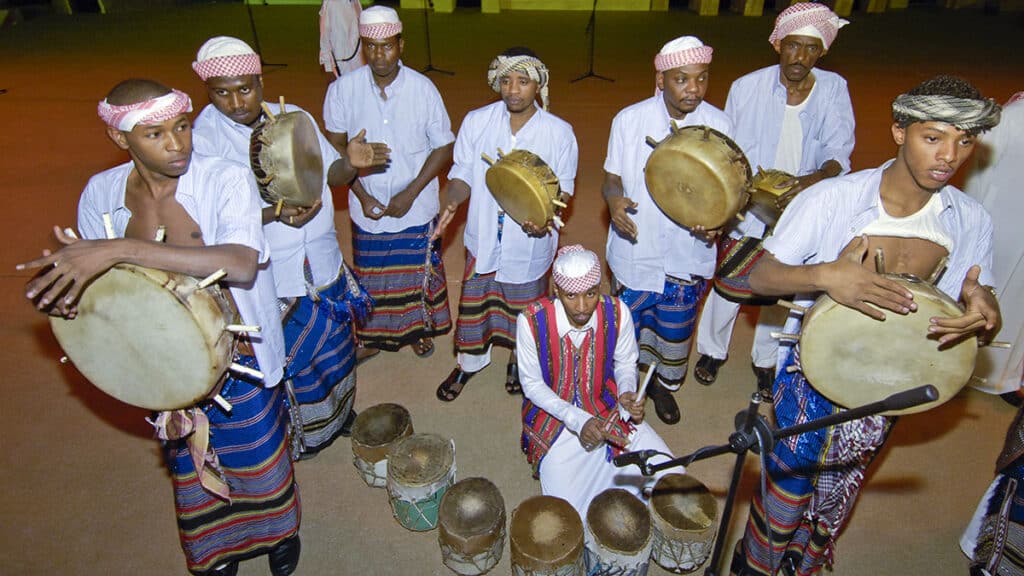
[455,254,548,354]
[731,349,893,576]
[166,356,300,574]
[352,221,451,350]
[282,269,358,459]
[713,236,777,305]
[618,277,705,388]
[968,460,1024,575]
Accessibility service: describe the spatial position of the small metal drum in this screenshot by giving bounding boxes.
[350,403,413,488]
[510,495,585,576]
[250,105,324,208]
[483,149,563,228]
[584,489,653,576]
[799,273,977,416]
[387,433,457,531]
[49,264,238,411]
[644,124,752,230]
[438,477,506,575]
[648,474,718,574]
[746,167,795,228]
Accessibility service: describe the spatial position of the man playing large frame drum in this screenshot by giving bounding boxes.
[18,79,301,576]
[517,245,674,517]
[190,36,386,461]
[434,47,578,402]
[694,3,855,398]
[729,75,1002,576]
[603,36,732,425]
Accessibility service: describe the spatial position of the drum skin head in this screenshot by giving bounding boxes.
[439,477,506,548]
[587,489,651,554]
[388,433,455,487]
[49,265,234,411]
[650,474,717,533]
[645,125,751,230]
[351,403,414,462]
[510,495,584,571]
[800,275,977,416]
[484,149,559,227]
[251,110,323,208]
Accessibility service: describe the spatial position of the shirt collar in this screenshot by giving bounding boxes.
[368,61,406,99]
[554,299,598,336]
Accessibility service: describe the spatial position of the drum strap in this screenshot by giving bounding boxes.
[148,409,231,502]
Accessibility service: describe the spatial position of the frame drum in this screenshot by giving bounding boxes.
[584,489,653,576]
[387,433,457,531]
[438,477,506,575]
[644,124,752,230]
[49,264,237,411]
[484,149,561,227]
[250,108,323,208]
[510,495,585,576]
[746,167,795,229]
[799,273,977,416]
[648,474,718,574]
[350,403,413,488]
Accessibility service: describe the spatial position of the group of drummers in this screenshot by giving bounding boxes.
[17,1,1013,575]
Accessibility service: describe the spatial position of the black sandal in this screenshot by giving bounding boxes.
[437,368,475,402]
[505,362,522,395]
[412,338,435,358]
[694,354,725,386]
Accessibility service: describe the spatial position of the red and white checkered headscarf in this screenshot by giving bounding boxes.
[654,36,713,73]
[192,36,262,81]
[769,3,849,50]
[552,245,601,294]
[97,89,193,131]
[359,6,402,40]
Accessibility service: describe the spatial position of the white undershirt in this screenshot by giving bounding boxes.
[773,81,814,175]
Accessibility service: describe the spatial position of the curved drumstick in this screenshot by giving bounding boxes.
[633,361,659,406]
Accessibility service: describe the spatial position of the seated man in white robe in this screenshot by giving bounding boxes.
[517,244,675,516]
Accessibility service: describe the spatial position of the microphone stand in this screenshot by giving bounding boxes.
[571,0,613,83]
[623,384,939,576]
[421,0,453,76]
[246,1,287,69]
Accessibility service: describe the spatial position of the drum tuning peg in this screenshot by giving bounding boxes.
[256,173,276,186]
[552,215,565,229]
[776,300,808,315]
[770,331,801,341]
[102,212,116,239]
[986,341,1012,349]
[274,199,285,218]
[226,324,262,334]
[257,133,274,146]
[926,256,948,285]
[645,136,660,149]
[786,364,800,373]
[230,362,265,382]
[197,269,227,290]
[63,227,79,239]
[154,225,166,243]
[481,152,496,166]
[670,120,681,134]
[497,147,506,158]
[212,394,233,413]
[59,356,69,364]
[552,199,568,209]
[260,103,276,121]
[278,96,286,112]
[874,248,886,275]
[701,125,711,140]
[734,212,745,222]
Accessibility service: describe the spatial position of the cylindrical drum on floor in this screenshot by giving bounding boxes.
[438,477,506,575]
[648,474,718,574]
[350,403,413,487]
[510,495,585,576]
[584,489,653,576]
[387,433,456,531]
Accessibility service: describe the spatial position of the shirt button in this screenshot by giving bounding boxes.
[383,119,389,125]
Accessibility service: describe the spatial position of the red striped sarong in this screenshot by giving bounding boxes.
[454,254,547,355]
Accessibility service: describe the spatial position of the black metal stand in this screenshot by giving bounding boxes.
[421,1,452,76]
[616,384,939,576]
[246,1,286,69]
[571,0,613,83]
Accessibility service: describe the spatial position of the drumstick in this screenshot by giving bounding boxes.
[775,300,808,314]
[274,199,285,218]
[633,361,659,405]
[196,269,227,290]
[101,212,116,239]
[226,324,262,334]
[230,362,264,381]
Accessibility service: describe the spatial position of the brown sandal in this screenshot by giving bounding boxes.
[412,337,435,358]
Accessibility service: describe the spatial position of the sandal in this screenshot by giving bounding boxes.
[753,365,775,401]
[412,337,435,358]
[437,368,475,402]
[505,362,522,395]
[694,354,725,386]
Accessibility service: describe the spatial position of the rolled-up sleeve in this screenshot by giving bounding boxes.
[818,79,855,175]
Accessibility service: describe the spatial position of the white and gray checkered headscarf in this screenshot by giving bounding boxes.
[892,93,1001,133]
[487,54,549,110]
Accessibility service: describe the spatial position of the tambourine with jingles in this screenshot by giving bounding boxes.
[250,98,324,208]
[483,149,567,230]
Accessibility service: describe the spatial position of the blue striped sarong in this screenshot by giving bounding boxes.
[618,277,706,387]
[166,356,300,574]
[352,221,451,350]
[455,254,548,355]
[732,349,893,576]
[282,269,358,458]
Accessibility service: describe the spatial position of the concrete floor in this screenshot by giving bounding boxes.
[0,2,1020,575]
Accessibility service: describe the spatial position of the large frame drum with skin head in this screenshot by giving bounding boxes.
[644,124,752,231]
[350,403,414,488]
[648,474,718,574]
[799,273,977,416]
[584,488,653,576]
[483,149,563,229]
[49,264,238,411]
[510,495,586,576]
[438,477,506,575]
[387,433,457,532]
[250,106,324,208]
